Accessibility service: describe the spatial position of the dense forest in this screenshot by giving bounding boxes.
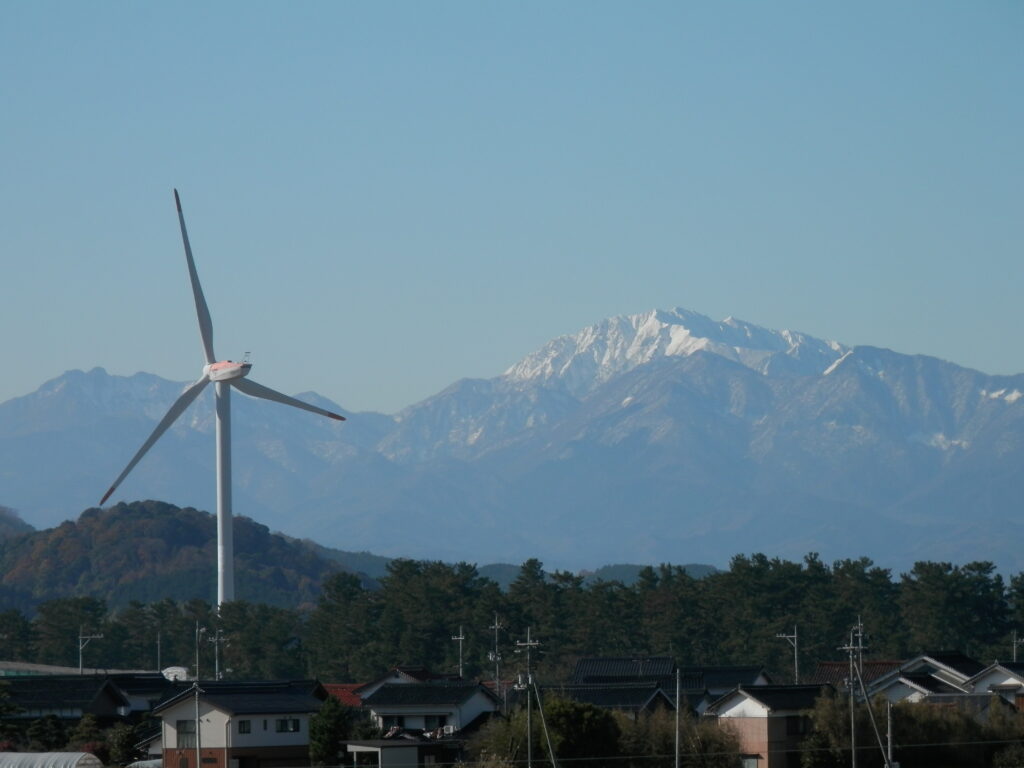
[1,553,1020,684]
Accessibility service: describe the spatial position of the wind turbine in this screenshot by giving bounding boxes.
[100,189,345,606]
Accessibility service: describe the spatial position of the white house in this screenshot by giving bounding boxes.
[153,680,325,768]
[360,681,499,733]
[964,662,1024,707]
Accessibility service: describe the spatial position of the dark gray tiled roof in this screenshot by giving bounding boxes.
[3,675,130,710]
[901,674,963,694]
[363,682,494,708]
[571,657,676,683]
[922,651,985,678]
[545,682,673,711]
[154,680,325,715]
[708,684,831,714]
[677,666,769,691]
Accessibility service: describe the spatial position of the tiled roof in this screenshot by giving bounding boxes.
[571,657,676,683]
[677,666,769,691]
[708,684,831,714]
[922,651,986,678]
[900,674,963,695]
[354,667,459,696]
[546,682,672,711]
[324,683,364,708]
[808,661,903,687]
[3,675,130,710]
[154,680,325,715]
[363,682,494,708]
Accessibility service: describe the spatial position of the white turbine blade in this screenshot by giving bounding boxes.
[99,376,210,505]
[232,378,346,421]
[174,189,216,365]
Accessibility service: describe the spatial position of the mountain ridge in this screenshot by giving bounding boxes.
[2,307,1022,572]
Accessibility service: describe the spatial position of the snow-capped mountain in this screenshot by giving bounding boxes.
[3,308,1024,572]
[504,308,848,396]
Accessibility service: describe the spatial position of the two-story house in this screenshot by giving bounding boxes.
[705,684,831,768]
[153,680,326,768]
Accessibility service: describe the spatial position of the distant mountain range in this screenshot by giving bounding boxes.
[2,307,1023,573]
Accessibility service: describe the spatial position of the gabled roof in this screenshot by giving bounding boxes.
[571,657,676,683]
[920,651,986,679]
[706,684,831,715]
[362,682,497,708]
[545,682,674,712]
[324,683,364,708]
[898,673,965,695]
[677,666,770,691]
[106,673,180,705]
[153,680,325,716]
[864,652,984,699]
[354,667,459,697]
[3,675,130,712]
[966,661,1024,689]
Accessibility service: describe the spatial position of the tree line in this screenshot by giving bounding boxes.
[1,553,1022,682]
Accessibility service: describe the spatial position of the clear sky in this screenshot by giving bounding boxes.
[2,2,1021,414]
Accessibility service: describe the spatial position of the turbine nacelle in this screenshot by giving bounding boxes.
[204,361,253,382]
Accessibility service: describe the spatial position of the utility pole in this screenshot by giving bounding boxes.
[1013,630,1024,662]
[451,625,465,679]
[193,682,203,768]
[194,622,207,680]
[78,626,103,675]
[776,625,799,683]
[207,628,228,680]
[839,627,858,768]
[516,628,541,768]
[488,613,503,709]
[157,631,162,672]
[674,667,680,768]
[886,700,893,767]
[841,619,891,768]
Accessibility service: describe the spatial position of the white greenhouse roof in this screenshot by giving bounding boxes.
[0,753,103,768]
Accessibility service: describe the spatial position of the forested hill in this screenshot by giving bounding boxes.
[0,501,356,611]
[0,502,719,612]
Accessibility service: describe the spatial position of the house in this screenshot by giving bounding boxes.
[964,662,1024,707]
[569,656,771,715]
[153,680,326,768]
[359,680,499,733]
[806,660,902,690]
[353,667,458,702]
[571,657,676,684]
[705,684,831,768]
[346,680,499,768]
[1,675,132,725]
[543,681,675,718]
[346,731,464,768]
[864,652,983,703]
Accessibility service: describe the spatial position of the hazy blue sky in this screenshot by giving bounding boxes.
[2,2,1021,414]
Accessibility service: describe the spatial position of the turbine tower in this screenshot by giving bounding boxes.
[100,189,345,606]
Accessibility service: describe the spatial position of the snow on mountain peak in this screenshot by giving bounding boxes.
[504,307,847,397]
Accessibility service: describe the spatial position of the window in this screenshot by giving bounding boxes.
[785,716,808,736]
[424,715,447,731]
[382,715,405,729]
[238,720,251,734]
[740,757,759,768]
[176,720,197,749]
[275,718,300,733]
